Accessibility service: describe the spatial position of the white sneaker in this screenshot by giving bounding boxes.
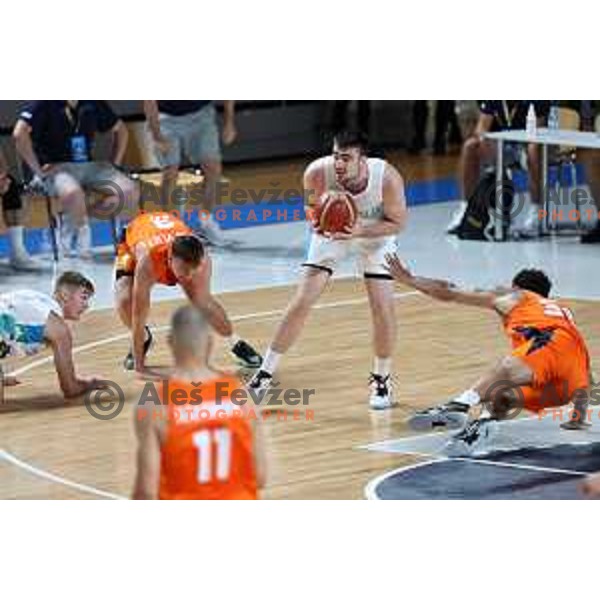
[59,219,75,258]
[75,224,93,260]
[446,201,467,234]
[9,254,44,272]
[197,216,227,247]
[513,203,541,238]
[369,374,395,410]
[444,418,499,457]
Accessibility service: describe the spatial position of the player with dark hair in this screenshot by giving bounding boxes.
[250,131,408,409]
[385,256,592,456]
[114,211,261,377]
[1,271,105,402]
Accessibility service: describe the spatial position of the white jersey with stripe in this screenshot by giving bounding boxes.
[321,157,387,227]
[0,290,61,358]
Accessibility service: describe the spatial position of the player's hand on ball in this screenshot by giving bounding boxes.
[324,223,362,240]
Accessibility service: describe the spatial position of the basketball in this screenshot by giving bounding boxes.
[313,191,358,234]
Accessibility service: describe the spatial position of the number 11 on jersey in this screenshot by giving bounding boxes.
[192,428,232,483]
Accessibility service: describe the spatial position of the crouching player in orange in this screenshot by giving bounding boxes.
[386,256,592,457]
[132,305,267,500]
[114,211,262,376]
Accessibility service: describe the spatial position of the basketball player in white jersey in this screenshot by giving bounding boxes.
[250,131,407,409]
[0,271,106,403]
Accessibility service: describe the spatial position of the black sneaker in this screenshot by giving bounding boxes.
[581,224,600,244]
[231,340,263,369]
[369,373,395,410]
[248,369,273,391]
[123,326,154,371]
[408,401,470,431]
[444,418,499,457]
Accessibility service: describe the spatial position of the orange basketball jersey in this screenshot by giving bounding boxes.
[502,290,585,350]
[125,212,192,285]
[159,375,258,500]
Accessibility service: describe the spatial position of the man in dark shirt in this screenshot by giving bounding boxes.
[13,101,139,259]
[448,100,549,237]
[143,101,237,245]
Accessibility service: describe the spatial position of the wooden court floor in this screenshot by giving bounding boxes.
[1,279,599,499]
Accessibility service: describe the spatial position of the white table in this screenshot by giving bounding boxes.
[483,128,600,240]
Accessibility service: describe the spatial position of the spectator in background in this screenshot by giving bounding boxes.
[143,101,237,246]
[447,100,549,236]
[409,101,462,155]
[0,147,39,269]
[577,101,600,244]
[13,101,138,259]
[321,101,372,152]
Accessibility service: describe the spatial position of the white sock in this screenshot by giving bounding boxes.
[8,226,28,260]
[262,348,282,375]
[479,405,492,420]
[453,389,481,408]
[77,224,92,254]
[226,334,241,349]
[373,357,392,378]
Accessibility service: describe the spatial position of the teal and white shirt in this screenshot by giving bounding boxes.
[0,290,61,358]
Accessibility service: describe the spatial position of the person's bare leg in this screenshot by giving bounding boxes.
[252,268,331,382]
[115,276,134,330]
[365,278,396,363]
[409,355,533,430]
[160,165,179,209]
[365,277,397,409]
[459,136,483,200]
[472,355,534,402]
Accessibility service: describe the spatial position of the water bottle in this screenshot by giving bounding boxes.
[548,105,559,131]
[526,103,537,136]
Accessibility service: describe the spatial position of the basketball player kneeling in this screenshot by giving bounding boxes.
[386,257,592,457]
[250,131,408,410]
[0,272,107,403]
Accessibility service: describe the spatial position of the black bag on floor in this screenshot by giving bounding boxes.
[456,168,515,241]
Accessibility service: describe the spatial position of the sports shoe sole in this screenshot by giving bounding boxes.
[408,410,468,431]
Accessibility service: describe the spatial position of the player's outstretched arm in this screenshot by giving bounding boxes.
[132,403,161,500]
[45,314,102,398]
[183,256,234,338]
[385,254,501,309]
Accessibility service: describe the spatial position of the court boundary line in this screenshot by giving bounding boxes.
[0,289,420,500]
[364,456,588,500]
[0,449,126,500]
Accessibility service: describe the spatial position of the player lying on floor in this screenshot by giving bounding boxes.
[132,305,267,500]
[0,271,107,403]
[385,255,592,457]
